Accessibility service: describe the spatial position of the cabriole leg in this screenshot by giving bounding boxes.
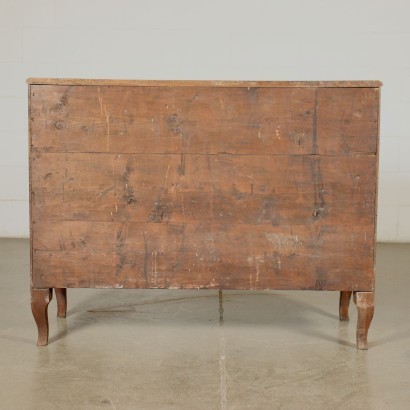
[339,291,352,321]
[55,288,67,318]
[353,291,375,350]
[31,288,53,346]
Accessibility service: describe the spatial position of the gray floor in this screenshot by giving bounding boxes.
[0,239,409,410]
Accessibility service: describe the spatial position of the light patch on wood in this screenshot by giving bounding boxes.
[248,255,264,282]
[152,250,158,286]
[256,257,260,282]
[265,233,302,254]
[164,163,171,189]
[219,97,224,111]
[104,105,111,150]
[97,86,103,116]
[95,284,124,289]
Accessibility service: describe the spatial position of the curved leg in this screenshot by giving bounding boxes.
[353,291,374,350]
[55,288,67,318]
[31,288,53,346]
[339,291,352,321]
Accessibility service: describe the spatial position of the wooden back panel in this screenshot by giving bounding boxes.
[29,81,380,291]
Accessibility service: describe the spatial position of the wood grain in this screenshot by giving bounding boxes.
[30,85,315,155]
[29,83,379,293]
[316,88,379,155]
[30,86,378,155]
[32,221,374,290]
[31,153,376,227]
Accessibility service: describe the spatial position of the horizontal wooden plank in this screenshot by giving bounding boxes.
[31,153,376,226]
[27,78,383,87]
[30,86,378,155]
[30,85,315,155]
[32,221,374,291]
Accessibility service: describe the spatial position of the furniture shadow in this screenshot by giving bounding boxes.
[48,290,357,347]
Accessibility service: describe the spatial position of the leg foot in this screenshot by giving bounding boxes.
[339,291,352,321]
[31,288,53,346]
[55,288,67,318]
[353,291,374,350]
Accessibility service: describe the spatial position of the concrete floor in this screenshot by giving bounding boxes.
[0,239,409,409]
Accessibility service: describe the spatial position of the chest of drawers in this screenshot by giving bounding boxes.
[28,79,381,348]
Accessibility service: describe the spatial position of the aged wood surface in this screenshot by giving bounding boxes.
[32,221,374,290]
[30,288,52,346]
[30,84,378,292]
[27,78,383,88]
[31,153,376,225]
[30,86,378,155]
[29,80,380,347]
[354,291,375,349]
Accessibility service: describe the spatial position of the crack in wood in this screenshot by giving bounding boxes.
[143,231,148,284]
[115,228,127,276]
[310,157,327,220]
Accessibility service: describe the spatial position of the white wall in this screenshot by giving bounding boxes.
[0,0,409,240]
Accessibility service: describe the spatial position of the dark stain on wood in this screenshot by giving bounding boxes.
[51,86,72,114]
[60,86,72,107]
[149,200,172,223]
[310,157,327,220]
[115,228,127,276]
[123,187,137,205]
[167,113,183,135]
[121,163,137,205]
[257,197,277,224]
[246,87,259,103]
[178,153,186,176]
[232,184,245,200]
[315,267,327,290]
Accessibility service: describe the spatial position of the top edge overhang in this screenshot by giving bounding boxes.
[26,78,383,88]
